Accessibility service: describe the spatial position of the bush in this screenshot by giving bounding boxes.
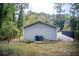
[74,30,79,41]
[0,47,26,56]
[24,40,34,43]
[0,21,20,41]
[0,47,17,56]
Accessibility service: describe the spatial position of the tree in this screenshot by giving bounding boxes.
[70,4,77,31]
[53,3,65,30]
[0,20,19,42]
[71,3,79,40]
[5,4,17,43]
[25,11,50,25]
[0,4,10,27]
[53,20,65,30]
[0,3,19,43]
[16,3,29,41]
[54,3,65,14]
[0,3,4,27]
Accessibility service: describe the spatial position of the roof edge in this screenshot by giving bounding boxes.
[24,21,57,28]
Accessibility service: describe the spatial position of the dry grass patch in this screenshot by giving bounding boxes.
[0,41,79,56]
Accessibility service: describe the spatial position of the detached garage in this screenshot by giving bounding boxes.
[23,21,57,41]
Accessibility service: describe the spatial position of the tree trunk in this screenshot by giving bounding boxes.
[19,35,20,42]
[8,38,9,43]
[19,31,21,42]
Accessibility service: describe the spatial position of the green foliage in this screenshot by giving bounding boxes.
[70,3,79,41]
[0,3,4,27]
[74,30,79,41]
[53,20,65,29]
[63,15,72,31]
[0,20,20,40]
[17,3,29,31]
[17,9,24,31]
[0,47,25,56]
[0,3,24,41]
[70,18,77,31]
[25,11,49,25]
[76,21,79,30]
[0,3,19,41]
[24,40,34,43]
[0,47,16,56]
[72,3,79,14]
[4,4,16,21]
[74,21,79,41]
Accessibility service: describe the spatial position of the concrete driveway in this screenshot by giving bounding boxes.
[57,32,74,41]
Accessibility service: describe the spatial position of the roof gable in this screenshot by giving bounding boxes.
[24,21,57,28]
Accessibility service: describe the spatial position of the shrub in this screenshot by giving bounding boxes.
[0,21,20,41]
[0,47,26,56]
[24,40,34,43]
[0,47,17,56]
[74,30,79,41]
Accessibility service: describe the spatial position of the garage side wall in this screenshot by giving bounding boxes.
[23,23,57,41]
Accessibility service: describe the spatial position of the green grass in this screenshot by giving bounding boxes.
[0,41,79,56]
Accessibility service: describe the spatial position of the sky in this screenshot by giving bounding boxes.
[25,0,71,15]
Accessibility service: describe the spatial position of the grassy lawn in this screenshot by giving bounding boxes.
[0,41,79,56]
